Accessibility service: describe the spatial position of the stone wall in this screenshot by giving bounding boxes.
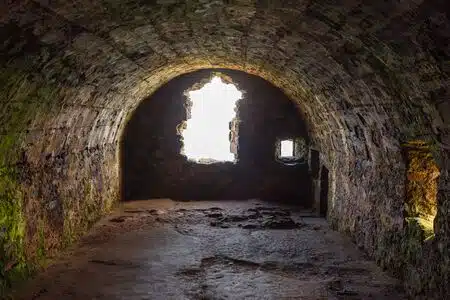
[122,69,311,204]
[0,0,448,297]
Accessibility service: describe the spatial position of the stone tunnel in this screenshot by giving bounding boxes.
[0,0,449,299]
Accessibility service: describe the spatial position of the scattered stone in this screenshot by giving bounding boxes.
[242,223,258,229]
[90,259,120,266]
[89,259,138,268]
[124,209,145,213]
[148,209,165,215]
[246,212,259,219]
[264,210,290,216]
[209,207,223,211]
[262,218,301,229]
[109,216,127,223]
[207,212,223,218]
[258,207,277,211]
[177,268,202,276]
[221,214,248,222]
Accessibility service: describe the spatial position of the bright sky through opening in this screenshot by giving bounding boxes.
[280,140,294,157]
[182,76,242,162]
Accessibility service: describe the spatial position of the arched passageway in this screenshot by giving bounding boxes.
[121,69,312,204]
[0,0,448,298]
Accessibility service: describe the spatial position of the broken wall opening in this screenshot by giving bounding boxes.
[179,74,242,164]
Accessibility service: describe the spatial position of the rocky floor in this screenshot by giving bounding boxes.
[16,199,405,300]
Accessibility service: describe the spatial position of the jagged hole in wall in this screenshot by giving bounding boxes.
[179,76,242,164]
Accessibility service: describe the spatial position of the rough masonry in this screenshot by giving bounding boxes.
[0,0,448,298]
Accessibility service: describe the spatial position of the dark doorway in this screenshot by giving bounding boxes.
[320,166,329,217]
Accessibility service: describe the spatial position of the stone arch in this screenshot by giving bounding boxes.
[0,0,448,297]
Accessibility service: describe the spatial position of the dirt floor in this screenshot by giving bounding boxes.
[16,199,406,300]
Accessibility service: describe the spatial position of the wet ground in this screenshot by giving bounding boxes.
[17,199,405,300]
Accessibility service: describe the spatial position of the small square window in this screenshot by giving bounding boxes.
[280,140,294,157]
[276,137,307,164]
